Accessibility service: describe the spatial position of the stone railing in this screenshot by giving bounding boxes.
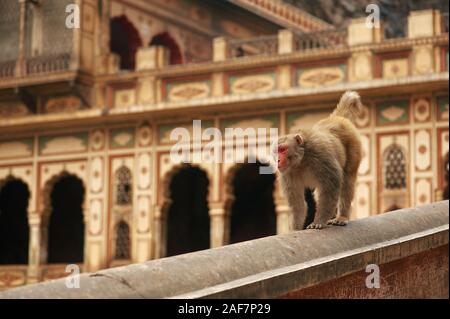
[228,35,279,58]
[0,53,73,79]
[293,29,347,51]
[25,53,72,76]
[0,201,447,299]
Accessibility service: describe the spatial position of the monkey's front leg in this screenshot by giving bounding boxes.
[288,188,307,231]
[307,186,340,230]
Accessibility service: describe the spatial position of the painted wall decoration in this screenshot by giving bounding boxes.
[137,152,151,190]
[166,80,211,102]
[286,109,330,132]
[354,182,371,219]
[44,96,82,114]
[436,96,449,121]
[114,89,136,108]
[90,129,106,151]
[376,100,409,125]
[0,138,33,159]
[89,199,103,236]
[39,132,88,155]
[415,178,432,206]
[358,134,371,176]
[136,195,151,234]
[0,268,27,289]
[228,73,276,95]
[354,103,371,128]
[414,129,431,171]
[0,102,29,118]
[412,98,431,122]
[382,58,409,78]
[90,157,104,194]
[412,45,434,74]
[220,114,279,137]
[137,125,152,147]
[157,120,214,145]
[110,127,135,149]
[297,65,346,88]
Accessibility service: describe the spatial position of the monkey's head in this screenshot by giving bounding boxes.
[275,134,305,173]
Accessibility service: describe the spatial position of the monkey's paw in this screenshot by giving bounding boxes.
[327,217,348,226]
[306,223,324,230]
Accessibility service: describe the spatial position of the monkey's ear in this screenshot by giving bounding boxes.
[295,134,304,145]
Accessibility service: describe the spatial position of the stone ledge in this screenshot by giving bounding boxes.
[0,201,448,299]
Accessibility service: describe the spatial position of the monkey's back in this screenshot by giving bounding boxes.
[313,115,362,173]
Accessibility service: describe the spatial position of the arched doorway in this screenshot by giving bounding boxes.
[110,15,142,70]
[46,174,85,263]
[149,32,182,65]
[0,177,30,264]
[227,162,276,244]
[164,164,210,257]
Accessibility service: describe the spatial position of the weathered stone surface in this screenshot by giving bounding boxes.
[0,201,448,299]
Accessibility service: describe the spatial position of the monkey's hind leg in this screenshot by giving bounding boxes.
[327,172,356,226]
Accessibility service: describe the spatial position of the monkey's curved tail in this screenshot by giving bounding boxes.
[332,91,363,122]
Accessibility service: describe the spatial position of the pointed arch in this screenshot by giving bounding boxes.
[149,32,183,65]
[224,161,276,244]
[0,175,30,264]
[41,171,85,264]
[110,15,142,70]
[160,164,210,257]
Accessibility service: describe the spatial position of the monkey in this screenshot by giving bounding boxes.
[276,91,363,230]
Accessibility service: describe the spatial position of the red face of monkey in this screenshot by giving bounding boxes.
[277,145,289,171]
[276,134,304,172]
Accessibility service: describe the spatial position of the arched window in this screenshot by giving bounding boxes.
[110,15,142,70]
[47,174,85,263]
[114,166,132,206]
[384,145,406,190]
[165,165,209,257]
[0,178,30,264]
[114,221,130,260]
[149,32,182,65]
[228,162,276,244]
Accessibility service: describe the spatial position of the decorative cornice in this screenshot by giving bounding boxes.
[227,0,332,32]
[0,73,447,134]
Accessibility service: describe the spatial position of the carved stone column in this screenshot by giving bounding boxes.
[213,37,228,62]
[209,202,227,248]
[278,29,294,54]
[27,213,41,284]
[275,198,292,234]
[152,205,166,259]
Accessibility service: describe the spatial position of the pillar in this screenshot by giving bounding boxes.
[213,37,228,62]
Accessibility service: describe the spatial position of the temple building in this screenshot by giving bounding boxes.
[0,0,448,290]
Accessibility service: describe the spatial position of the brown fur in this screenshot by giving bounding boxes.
[277,91,363,229]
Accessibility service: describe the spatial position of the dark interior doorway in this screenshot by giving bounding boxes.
[149,32,183,65]
[166,165,210,257]
[0,179,29,264]
[110,15,143,70]
[47,174,85,263]
[229,162,276,244]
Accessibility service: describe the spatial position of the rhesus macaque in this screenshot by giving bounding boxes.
[276,91,363,229]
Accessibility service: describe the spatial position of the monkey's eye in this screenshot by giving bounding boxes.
[278,145,288,154]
